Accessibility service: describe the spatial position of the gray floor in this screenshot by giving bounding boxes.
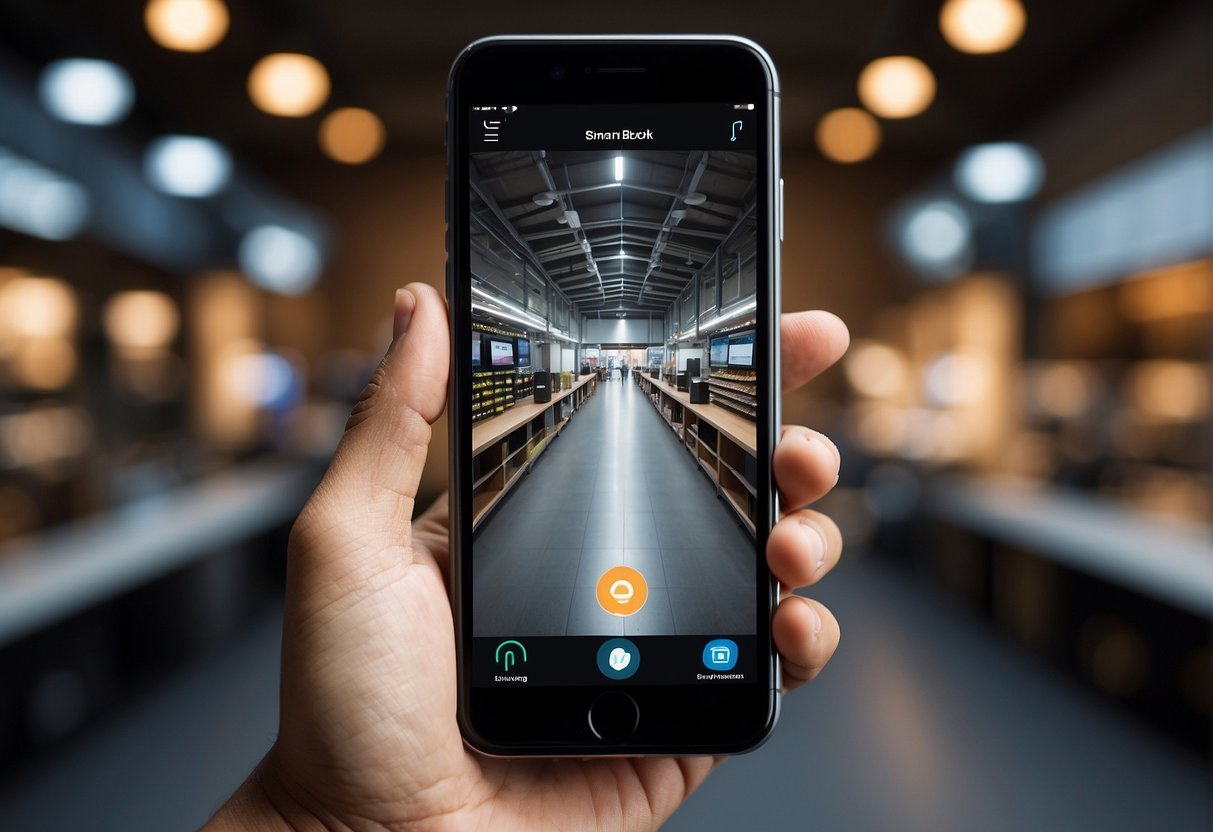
[0,553,1207,832]
[473,377,755,637]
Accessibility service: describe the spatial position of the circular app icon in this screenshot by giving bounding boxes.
[596,637,641,680]
[596,565,648,616]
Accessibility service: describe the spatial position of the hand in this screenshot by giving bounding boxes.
[205,282,849,831]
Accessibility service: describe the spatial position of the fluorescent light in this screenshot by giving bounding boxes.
[564,210,582,229]
[615,156,624,181]
[39,59,134,125]
[699,299,758,331]
[144,135,232,197]
[0,149,90,240]
[238,225,322,295]
[471,301,545,331]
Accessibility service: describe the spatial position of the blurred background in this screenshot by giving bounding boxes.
[0,1,1208,829]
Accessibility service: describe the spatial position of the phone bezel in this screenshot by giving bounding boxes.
[447,35,782,756]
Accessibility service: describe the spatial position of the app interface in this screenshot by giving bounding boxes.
[467,103,764,687]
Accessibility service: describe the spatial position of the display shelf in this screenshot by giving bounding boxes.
[470,374,597,529]
[637,374,759,534]
[708,368,757,419]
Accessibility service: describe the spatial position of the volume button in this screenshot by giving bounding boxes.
[778,177,785,243]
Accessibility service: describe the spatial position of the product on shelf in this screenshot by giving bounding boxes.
[707,367,757,419]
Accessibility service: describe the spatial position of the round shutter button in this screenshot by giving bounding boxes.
[588,691,639,743]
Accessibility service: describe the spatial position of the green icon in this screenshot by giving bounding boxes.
[495,639,527,672]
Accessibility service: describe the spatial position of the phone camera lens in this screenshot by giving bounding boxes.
[550,66,566,81]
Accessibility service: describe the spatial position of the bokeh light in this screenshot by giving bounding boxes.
[144,135,232,197]
[0,151,90,241]
[103,291,180,350]
[319,107,386,164]
[940,0,1027,55]
[0,276,76,338]
[144,0,230,52]
[247,53,330,117]
[899,200,972,276]
[954,142,1045,202]
[815,107,882,163]
[38,59,134,125]
[238,224,323,294]
[857,56,936,119]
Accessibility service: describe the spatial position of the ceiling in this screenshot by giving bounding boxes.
[472,149,755,315]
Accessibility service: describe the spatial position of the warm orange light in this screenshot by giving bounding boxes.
[248,53,330,117]
[145,0,229,52]
[1118,259,1212,322]
[845,341,906,397]
[857,56,936,119]
[103,291,180,350]
[319,107,386,164]
[940,0,1026,55]
[815,107,881,164]
[9,337,76,390]
[1127,361,1209,422]
[0,276,76,338]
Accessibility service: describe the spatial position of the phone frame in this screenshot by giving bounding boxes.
[447,34,782,756]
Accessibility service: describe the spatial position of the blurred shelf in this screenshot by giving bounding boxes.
[926,475,1213,618]
[0,458,322,649]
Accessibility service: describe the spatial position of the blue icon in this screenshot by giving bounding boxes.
[730,120,743,141]
[596,638,640,680]
[702,639,738,671]
[494,640,526,672]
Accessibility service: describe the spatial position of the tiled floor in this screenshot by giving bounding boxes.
[472,376,755,637]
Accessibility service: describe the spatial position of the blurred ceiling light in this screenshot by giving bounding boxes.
[9,337,77,390]
[532,191,557,206]
[144,0,229,52]
[144,135,232,197]
[954,142,1044,202]
[844,340,906,398]
[940,0,1026,54]
[924,352,986,406]
[0,276,76,338]
[615,155,624,182]
[1118,259,1213,322]
[318,107,386,164]
[39,59,134,125]
[815,107,882,163]
[857,56,936,119]
[899,200,972,275]
[103,291,180,350]
[1127,361,1209,421]
[0,150,90,240]
[684,193,707,206]
[247,53,330,117]
[224,344,297,408]
[238,224,322,294]
[1032,362,1093,418]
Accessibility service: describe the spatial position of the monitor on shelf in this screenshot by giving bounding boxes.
[517,338,530,367]
[727,330,754,367]
[472,333,483,368]
[709,335,729,368]
[489,338,515,367]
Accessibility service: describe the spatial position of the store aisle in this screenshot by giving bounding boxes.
[473,377,755,637]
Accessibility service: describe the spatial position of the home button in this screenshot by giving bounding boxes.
[588,691,639,743]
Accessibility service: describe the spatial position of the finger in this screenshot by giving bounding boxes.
[310,282,450,540]
[773,595,840,692]
[780,310,849,393]
[772,425,840,510]
[766,509,842,589]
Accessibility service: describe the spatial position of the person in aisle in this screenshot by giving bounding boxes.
[204,282,849,832]
[622,361,629,382]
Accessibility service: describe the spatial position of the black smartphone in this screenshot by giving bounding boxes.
[447,35,782,756]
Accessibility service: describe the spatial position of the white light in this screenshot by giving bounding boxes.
[615,156,624,182]
[0,149,90,240]
[238,225,322,295]
[954,142,1045,203]
[144,135,232,197]
[900,200,971,274]
[228,351,295,407]
[39,59,134,126]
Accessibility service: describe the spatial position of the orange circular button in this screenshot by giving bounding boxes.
[596,566,648,616]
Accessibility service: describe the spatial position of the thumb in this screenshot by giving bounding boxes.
[314,282,450,539]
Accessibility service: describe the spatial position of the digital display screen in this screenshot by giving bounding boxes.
[489,339,514,366]
[517,338,530,367]
[467,102,761,688]
[472,334,482,367]
[728,331,754,367]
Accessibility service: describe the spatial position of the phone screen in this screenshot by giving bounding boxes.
[466,101,764,690]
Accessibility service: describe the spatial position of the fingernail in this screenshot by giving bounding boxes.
[803,598,822,637]
[799,519,827,571]
[805,430,841,477]
[394,288,416,341]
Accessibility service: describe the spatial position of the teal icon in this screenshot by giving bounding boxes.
[494,639,527,672]
[730,120,743,141]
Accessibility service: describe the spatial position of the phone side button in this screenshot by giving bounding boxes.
[588,691,639,743]
[778,177,785,242]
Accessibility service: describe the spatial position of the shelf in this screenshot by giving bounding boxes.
[721,486,757,535]
[720,459,757,497]
[698,457,719,484]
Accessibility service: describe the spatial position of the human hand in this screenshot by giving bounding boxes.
[205,282,849,831]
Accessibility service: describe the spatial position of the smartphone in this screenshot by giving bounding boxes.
[447,35,782,756]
